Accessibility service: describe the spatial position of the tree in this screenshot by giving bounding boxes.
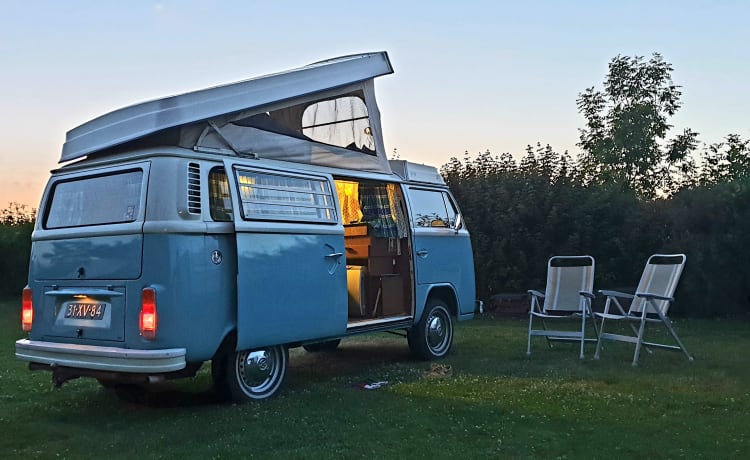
[577,53,698,198]
[698,134,750,185]
[0,203,36,297]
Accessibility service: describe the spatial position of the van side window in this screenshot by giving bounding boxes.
[45,170,143,229]
[209,167,233,221]
[442,193,458,227]
[409,189,452,228]
[234,169,337,223]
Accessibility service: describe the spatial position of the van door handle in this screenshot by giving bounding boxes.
[324,252,344,275]
[416,250,429,258]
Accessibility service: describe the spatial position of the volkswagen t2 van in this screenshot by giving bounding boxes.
[15,52,476,402]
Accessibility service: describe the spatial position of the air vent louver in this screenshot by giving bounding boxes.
[187,162,201,214]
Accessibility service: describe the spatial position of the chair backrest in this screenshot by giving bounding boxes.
[629,254,686,315]
[543,256,595,313]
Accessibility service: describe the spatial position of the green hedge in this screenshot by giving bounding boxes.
[444,151,750,317]
[0,205,34,299]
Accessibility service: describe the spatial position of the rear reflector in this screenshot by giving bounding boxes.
[21,287,33,332]
[139,288,157,340]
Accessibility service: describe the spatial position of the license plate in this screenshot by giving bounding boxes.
[64,302,106,320]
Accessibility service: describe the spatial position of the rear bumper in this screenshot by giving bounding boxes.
[15,339,186,373]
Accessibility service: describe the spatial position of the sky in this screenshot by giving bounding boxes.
[1,0,748,208]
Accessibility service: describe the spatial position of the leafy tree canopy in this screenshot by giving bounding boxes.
[577,53,698,198]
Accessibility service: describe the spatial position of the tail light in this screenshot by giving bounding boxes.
[139,288,158,340]
[21,287,33,332]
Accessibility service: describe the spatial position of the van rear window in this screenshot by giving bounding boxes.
[45,170,143,229]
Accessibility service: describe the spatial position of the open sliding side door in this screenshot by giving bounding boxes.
[223,160,347,350]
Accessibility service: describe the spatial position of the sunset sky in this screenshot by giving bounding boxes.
[1,0,748,208]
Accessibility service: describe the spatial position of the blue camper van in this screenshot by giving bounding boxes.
[15,52,476,402]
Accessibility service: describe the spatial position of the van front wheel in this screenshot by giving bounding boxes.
[407,299,454,360]
[219,345,288,402]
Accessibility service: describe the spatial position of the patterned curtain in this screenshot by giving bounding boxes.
[359,184,399,238]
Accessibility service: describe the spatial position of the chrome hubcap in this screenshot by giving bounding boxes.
[426,310,450,353]
[237,348,280,394]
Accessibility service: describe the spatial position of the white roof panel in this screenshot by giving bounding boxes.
[61,52,393,162]
[389,160,445,185]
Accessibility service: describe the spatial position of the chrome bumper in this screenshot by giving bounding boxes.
[15,339,186,373]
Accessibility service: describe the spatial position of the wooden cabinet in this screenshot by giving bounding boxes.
[369,274,404,316]
[344,225,407,318]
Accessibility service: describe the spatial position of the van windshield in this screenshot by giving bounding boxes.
[45,170,143,229]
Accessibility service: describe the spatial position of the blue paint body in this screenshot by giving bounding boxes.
[19,151,476,384]
[235,232,347,350]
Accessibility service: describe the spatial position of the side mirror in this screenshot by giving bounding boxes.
[453,213,463,234]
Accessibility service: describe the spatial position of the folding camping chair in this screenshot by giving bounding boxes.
[594,254,693,366]
[527,255,598,360]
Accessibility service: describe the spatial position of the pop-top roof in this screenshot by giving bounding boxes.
[61,52,394,165]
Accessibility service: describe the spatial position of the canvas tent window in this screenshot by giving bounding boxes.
[229,91,374,155]
[302,95,374,154]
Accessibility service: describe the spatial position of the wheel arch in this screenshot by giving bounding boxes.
[424,284,458,318]
[213,328,237,359]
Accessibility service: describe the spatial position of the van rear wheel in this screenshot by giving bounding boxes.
[216,345,288,402]
[407,299,454,360]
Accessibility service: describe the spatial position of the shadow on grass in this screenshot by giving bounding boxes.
[103,338,417,408]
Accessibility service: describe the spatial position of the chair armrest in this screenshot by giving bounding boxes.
[598,289,634,299]
[579,291,595,299]
[635,292,674,302]
[527,290,545,298]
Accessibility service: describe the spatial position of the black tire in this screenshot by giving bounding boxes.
[211,353,231,401]
[302,339,341,352]
[214,345,288,402]
[408,298,454,360]
[96,378,118,389]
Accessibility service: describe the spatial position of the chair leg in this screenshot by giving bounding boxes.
[626,318,653,355]
[540,318,555,350]
[632,315,648,366]
[661,316,694,362]
[526,312,534,356]
[579,311,586,360]
[594,316,605,360]
[590,309,600,341]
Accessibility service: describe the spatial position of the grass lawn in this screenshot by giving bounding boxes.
[1,298,748,459]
